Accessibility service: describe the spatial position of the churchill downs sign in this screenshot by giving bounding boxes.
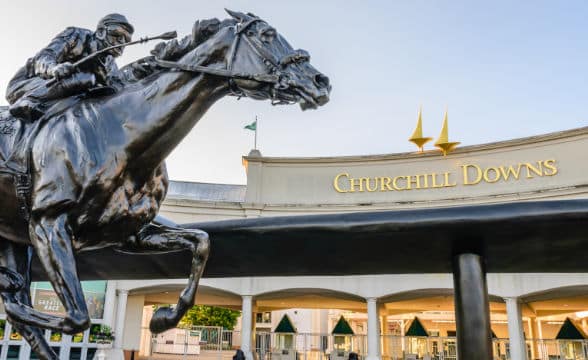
[333,159,558,193]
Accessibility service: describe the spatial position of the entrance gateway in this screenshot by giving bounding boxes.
[1,128,586,359]
[59,126,588,360]
[178,199,588,359]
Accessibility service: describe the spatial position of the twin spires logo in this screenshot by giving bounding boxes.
[333,159,558,193]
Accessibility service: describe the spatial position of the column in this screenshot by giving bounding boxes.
[452,253,492,360]
[241,295,254,360]
[536,318,544,359]
[536,318,543,340]
[114,289,129,349]
[400,320,405,352]
[102,280,118,328]
[505,297,527,360]
[366,297,380,360]
[380,314,389,359]
[531,317,541,360]
[527,318,535,360]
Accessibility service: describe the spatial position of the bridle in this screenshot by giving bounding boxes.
[155,17,310,104]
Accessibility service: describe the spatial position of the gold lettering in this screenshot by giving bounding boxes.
[333,173,349,193]
[336,159,558,193]
[443,172,457,187]
[524,161,543,178]
[349,177,363,192]
[421,174,430,188]
[498,164,522,181]
[406,175,422,190]
[462,164,482,185]
[431,173,444,188]
[543,159,558,176]
[393,176,407,190]
[364,177,378,192]
[380,177,393,191]
[483,167,501,183]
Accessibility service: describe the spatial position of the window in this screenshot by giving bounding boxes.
[86,348,97,359]
[7,345,20,360]
[30,347,59,359]
[69,347,82,360]
[256,312,272,324]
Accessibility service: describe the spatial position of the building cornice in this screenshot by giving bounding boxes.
[243,126,588,164]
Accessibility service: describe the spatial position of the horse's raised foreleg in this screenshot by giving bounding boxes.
[0,242,59,360]
[117,222,209,333]
[11,213,90,334]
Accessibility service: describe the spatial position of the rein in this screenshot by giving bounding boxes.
[154,17,310,102]
[154,59,279,84]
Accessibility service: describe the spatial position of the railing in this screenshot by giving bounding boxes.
[534,339,588,360]
[144,330,369,360]
[144,326,239,359]
[381,336,456,360]
[140,329,588,360]
[254,332,367,360]
[381,336,588,360]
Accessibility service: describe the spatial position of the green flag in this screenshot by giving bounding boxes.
[244,120,257,131]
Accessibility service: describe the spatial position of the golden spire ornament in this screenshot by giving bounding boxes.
[408,107,432,152]
[434,109,460,156]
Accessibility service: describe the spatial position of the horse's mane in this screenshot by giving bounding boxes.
[120,18,237,84]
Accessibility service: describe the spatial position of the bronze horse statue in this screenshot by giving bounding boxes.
[0,10,330,359]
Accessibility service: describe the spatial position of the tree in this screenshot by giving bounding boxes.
[179,305,241,330]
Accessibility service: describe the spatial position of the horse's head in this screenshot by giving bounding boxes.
[150,10,330,110]
[221,10,331,110]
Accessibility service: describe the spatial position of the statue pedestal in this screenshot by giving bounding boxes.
[94,346,124,360]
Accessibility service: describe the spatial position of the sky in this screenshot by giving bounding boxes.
[0,1,587,184]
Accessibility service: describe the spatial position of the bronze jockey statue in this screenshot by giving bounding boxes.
[6,14,134,121]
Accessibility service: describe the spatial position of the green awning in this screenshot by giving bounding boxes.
[405,317,428,337]
[556,318,587,340]
[274,315,297,333]
[332,316,354,335]
[491,330,498,339]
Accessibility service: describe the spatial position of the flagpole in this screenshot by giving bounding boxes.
[254,115,258,150]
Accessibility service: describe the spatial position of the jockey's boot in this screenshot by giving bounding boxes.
[9,97,44,121]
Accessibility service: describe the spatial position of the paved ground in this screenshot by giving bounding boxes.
[138,350,235,360]
[138,350,338,360]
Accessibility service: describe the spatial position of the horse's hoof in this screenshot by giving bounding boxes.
[150,306,176,334]
[0,267,24,292]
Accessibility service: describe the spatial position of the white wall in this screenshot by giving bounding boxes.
[118,273,588,306]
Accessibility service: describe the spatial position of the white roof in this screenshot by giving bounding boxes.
[167,180,246,202]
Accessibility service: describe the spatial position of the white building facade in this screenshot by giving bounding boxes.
[3,127,588,359]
